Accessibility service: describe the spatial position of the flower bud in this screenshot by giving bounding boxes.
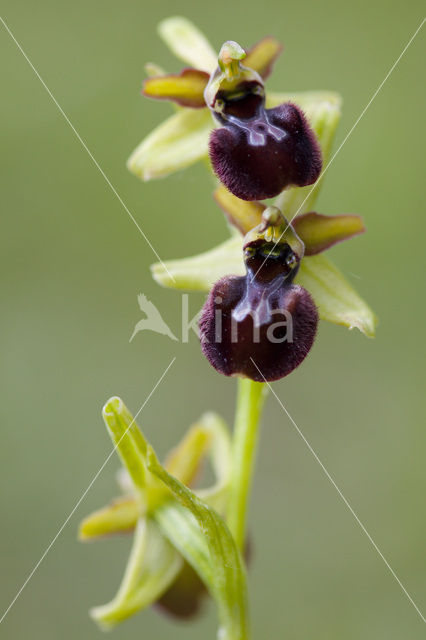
[205,43,322,201]
[199,208,318,381]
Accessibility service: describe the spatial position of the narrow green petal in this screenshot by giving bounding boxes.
[91,518,182,629]
[143,69,209,108]
[78,496,140,541]
[127,108,212,180]
[148,448,249,640]
[244,36,283,79]
[293,212,365,256]
[158,17,217,73]
[296,253,377,337]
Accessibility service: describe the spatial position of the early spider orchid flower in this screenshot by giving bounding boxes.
[199,207,319,381]
[205,41,322,200]
[127,16,339,187]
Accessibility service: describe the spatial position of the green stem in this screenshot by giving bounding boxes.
[227,378,267,550]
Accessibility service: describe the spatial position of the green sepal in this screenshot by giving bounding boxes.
[158,16,217,73]
[127,107,212,180]
[297,253,377,337]
[151,236,243,292]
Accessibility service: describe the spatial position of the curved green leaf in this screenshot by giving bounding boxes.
[148,448,249,640]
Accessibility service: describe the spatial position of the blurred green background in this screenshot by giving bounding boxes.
[1,1,425,638]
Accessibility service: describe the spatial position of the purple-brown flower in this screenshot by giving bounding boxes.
[205,42,322,201]
[199,208,318,381]
[140,37,321,200]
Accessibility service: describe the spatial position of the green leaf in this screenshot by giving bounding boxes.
[296,253,377,337]
[158,16,217,73]
[127,108,213,180]
[148,448,249,640]
[91,518,183,629]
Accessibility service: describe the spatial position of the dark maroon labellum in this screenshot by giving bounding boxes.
[199,210,318,382]
[209,100,322,201]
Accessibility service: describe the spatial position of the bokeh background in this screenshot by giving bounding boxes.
[1,1,425,638]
